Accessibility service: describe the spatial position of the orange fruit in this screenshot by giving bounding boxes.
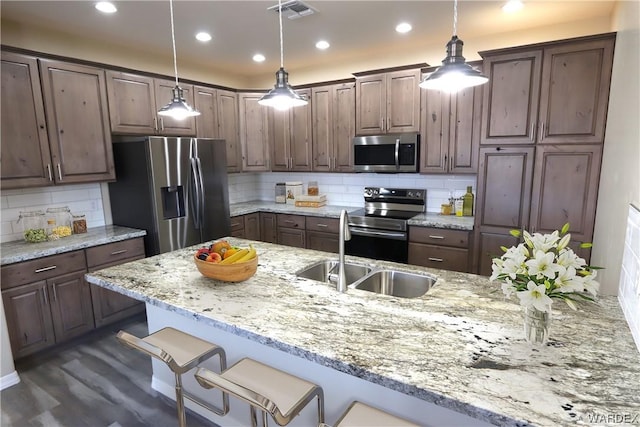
[223,248,238,259]
[211,240,231,256]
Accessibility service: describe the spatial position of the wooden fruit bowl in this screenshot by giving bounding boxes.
[194,254,258,282]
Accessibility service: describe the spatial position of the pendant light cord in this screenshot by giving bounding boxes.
[278,0,284,68]
[453,0,458,36]
[169,0,179,86]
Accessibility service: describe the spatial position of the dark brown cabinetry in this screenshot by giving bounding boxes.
[105,71,196,136]
[239,93,270,171]
[312,82,356,172]
[420,67,481,174]
[305,217,339,253]
[270,88,312,171]
[355,69,421,135]
[277,214,306,248]
[230,213,260,240]
[194,87,241,173]
[86,238,146,327]
[408,227,471,273]
[1,54,115,189]
[260,212,278,243]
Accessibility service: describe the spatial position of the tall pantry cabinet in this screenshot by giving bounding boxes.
[473,33,615,275]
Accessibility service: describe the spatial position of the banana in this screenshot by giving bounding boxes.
[219,248,249,265]
[235,246,256,263]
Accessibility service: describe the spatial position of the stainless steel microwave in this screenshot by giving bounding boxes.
[353,133,419,173]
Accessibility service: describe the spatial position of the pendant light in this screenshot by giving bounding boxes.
[258,0,308,110]
[158,0,200,120]
[419,0,488,93]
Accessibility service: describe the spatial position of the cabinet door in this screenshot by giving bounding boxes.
[386,69,421,133]
[1,52,52,189]
[154,79,196,136]
[244,213,261,240]
[481,50,542,145]
[105,71,157,135]
[269,108,291,171]
[194,85,219,138]
[218,90,241,173]
[260,212,277,243]
[306,231,338,253]
[529,144,602,242]
[476,146,535,232]
[538,38,614,144]
[278,228,306,248]
[420,88,449,173]
[48,271,94,342]
[474,232,520,276]
[449,85,481,173]
[290,88,313,171]
[356,73,385,135]
[230,216,245,237]
[39,59,115,184]
[239,93,270,171]
[312,85,333,171]
[408,243,469,273]
[2,281,55,358]
[333,83,356,172]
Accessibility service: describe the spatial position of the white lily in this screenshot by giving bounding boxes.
[530,230,560,252]
[554,266,584,293]
[517,281,553,312]
[525,250,562,280]
[557,249,586,270]
[557,233,571,251]
[501,278,516,298]
[582,270,600,297]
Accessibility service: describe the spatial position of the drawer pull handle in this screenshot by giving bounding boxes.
[316,223,328,228]
[35,265,57,273]
[231,222,241,227]
[428,235,445,240]
[428,257,444,262]
[111,249,128,255]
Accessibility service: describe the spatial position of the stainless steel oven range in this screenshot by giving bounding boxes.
[346,187,426,263]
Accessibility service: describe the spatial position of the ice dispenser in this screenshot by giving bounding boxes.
[161,186,185,219]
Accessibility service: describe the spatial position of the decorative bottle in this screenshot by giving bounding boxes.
[462,186,474,216]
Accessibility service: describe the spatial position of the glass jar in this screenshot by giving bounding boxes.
[72,214,87,234]
[275,183,286,204]
[46,206,72,239]
[308,181,319,196]
[18,210,47,243]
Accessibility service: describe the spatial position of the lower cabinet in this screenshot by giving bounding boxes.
[408,227,471,273]
[277,214,306,248]
[305,217,339,253]
[230,213,260,240]
[260,212,277,243]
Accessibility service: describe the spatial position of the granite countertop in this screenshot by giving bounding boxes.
[85,238,640,427]
[0,225,147,265]
[230,201,474,231]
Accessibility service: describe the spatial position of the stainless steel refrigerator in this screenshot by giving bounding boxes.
[108,136,231,256]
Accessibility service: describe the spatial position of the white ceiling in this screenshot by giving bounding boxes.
[1,1,616,80]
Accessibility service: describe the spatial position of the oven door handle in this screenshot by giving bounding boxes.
[394,138,400,171]
[349,227,407,241]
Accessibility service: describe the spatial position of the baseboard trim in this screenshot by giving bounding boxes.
[0,370,20,390]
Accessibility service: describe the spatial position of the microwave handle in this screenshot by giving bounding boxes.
[394,138,400,170]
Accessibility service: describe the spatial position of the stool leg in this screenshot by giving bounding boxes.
[262,410,269,427]
[175,372,187,427]
[317,392,325,424]
[250,406,258,427]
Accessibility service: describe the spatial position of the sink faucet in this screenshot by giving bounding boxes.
[337,209,352,292]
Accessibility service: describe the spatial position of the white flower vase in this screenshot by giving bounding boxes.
[523,306,551,345]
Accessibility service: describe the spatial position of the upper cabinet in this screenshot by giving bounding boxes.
[269,88,313,171]
[105,71,196,136]
[312,82,355,172]
[194,86,241,173]
[238,93,270,172]
[419,67,482,174]
[355,68,421,135]
[480,35,614,145]
[1,53,115,189]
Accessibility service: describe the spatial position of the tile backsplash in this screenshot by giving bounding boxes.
[619,204,640,352]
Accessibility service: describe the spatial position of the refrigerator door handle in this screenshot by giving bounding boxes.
[190,157,202,228]
[195,156,206,232]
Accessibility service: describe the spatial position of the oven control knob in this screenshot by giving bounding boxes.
[408,191,414,198]
[415,191,422,199]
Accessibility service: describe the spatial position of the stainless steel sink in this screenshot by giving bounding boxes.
[352,270,435,298]
[296,260,372,285]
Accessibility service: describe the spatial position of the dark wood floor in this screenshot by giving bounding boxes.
[1,316,217,427]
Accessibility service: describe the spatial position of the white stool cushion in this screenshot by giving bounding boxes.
[143,327,218,369]
[336,401,420,427]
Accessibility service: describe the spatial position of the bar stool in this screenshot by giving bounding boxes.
[116,327,229,427]
[195,357,324,427]
[330,401,421,427]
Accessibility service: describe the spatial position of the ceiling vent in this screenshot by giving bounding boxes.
[268,0,316,20]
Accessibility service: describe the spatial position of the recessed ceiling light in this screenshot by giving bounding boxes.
[196,32,212,42]
[253,54,266,63]
[395,22,412,34]
[502,0,524,13]
[95,1,117,14]
[315,40,330,50]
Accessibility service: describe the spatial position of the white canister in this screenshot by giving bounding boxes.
[285,182,303,205]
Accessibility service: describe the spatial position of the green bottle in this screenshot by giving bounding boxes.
[462,186,474,216]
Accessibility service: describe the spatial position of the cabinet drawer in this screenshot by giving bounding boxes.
[230,217,244,232]
[408,243,469,273]
[409,227,469,248]
[85,238,145,268]
[305,217,339,233]
[277,214,305,229]
[1,250,87,290]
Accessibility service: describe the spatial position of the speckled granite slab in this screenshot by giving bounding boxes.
[85,238,640,427]
[0,225,146,265]
[230,201,474,230]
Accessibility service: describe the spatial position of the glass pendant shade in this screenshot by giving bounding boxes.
[158,86,200,119]
[420,35,489,93]
[259,68,308,111]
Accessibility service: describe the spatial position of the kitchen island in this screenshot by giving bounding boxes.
[85,238,640,427]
